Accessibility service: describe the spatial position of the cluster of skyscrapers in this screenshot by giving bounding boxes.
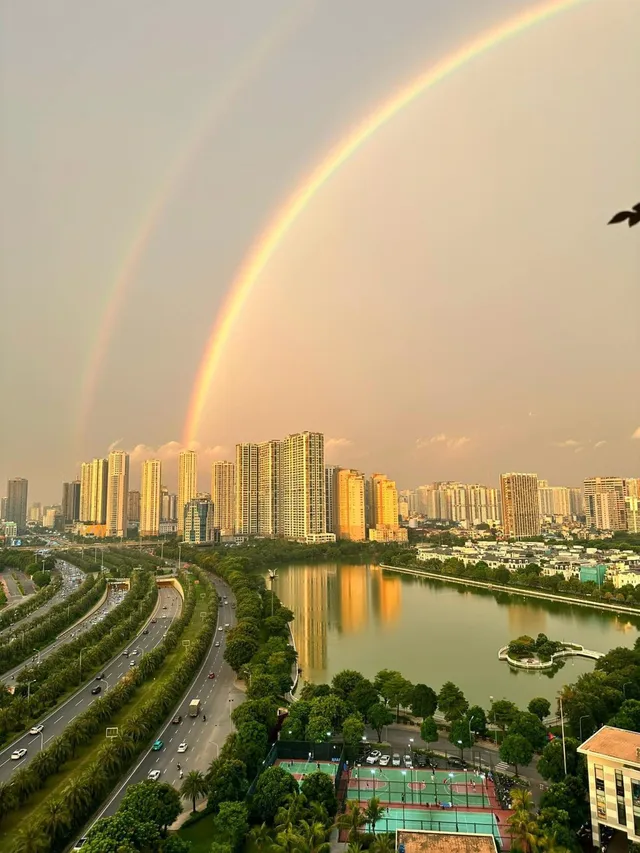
[2,441,638,542]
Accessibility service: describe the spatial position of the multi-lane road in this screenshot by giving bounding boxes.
[88,576,244,826]
[0,561,87,640]
[0,586,182,784]
[0,582,126,687]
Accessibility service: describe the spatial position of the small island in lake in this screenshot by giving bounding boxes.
[498,633,602,670]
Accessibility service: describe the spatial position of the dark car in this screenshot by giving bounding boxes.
[95,674,104,681]
[172,715,182,724]
[416,754,427,767]
[91,686,102,695]
[142,629,149,635]
[448,756,467,769]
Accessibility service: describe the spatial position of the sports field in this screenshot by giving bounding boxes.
[368,807,500,838]
[348,767,490,808]
[275,759,338,781]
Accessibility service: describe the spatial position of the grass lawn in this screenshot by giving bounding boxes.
[175,815,215,852]
[0,579,214,846]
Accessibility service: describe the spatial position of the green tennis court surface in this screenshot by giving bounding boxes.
[276,760,338,779]
[369,808,500,839]
[349,768,490,808]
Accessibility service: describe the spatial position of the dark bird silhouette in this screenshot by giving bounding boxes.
[608,202,640,227]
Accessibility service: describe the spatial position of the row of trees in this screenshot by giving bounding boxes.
[0,573,107,675]
[0,571,158,745]
[6,568,218,852]
[0,569,62,633]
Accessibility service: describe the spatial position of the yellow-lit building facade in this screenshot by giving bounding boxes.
[337,469,366,541]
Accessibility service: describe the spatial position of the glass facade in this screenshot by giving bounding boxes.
[632,780,640,836]
[595,766,606,819]
[616,770,627,826]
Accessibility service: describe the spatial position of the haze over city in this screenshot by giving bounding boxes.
[1,0,638,502]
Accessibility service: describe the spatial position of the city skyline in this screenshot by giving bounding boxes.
[1,0,637,501]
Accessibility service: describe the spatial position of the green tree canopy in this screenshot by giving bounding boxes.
[332,670,367,699]
[420,716,438,747]
[499,734,534,775]
[342,714,365,747]
[467,705,488,738]
[367,703,394,741]
[119,780,181,832]
[528,697,551,721]
[540,775,588,830]
[251,765,299,824]
[437,682,469,722]
[213,801,249,852]
[410,684,437,718]
[537,738,579,783]
[206,758,248,813]
[490,699,519,731]
[508,712,548,753]
[301,771,338,817]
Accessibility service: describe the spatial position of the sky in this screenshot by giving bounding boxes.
[1,0,638,503]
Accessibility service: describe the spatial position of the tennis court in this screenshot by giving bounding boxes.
[349,767,490,808]
[368,807,500,839]
[275,759,338,781]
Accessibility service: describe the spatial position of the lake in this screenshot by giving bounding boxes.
[273,562,640,709]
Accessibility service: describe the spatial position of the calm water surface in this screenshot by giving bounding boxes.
[274,563,640,708]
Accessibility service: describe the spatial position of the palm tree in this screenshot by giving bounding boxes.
[346,843,363,853]
[370,836,395,853]
[41,796,71,842]
[0,782,17,820]
[297,820,331,853]
[507,807,539,853]
[510,787,533,814]
[10,822,49,853]
[249,822,273,852]
[180,769,208,813]
[537,832,570,853]
[273,828,305,853]
[364,797,386,839]
[275,792,308,832]
[62,777,92,824]
[336,801,366,842]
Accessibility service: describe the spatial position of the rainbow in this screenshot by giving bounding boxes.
[75,1,312,451]
[183,0,592,445]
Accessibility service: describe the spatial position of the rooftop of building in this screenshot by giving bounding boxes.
[396,830,498,853]
[578,726,640,764]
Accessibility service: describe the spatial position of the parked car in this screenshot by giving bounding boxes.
[148,770,161,781]
[416,754,427,767]
[11,748,27,760]
[379,754,390,766]
[392,754,401,766]
[72,839,87,851]
[29,725,44,735]
[366,750,381,765]
[448,756,467,769]
[172,715,182,724]
[91,686,101,695]
[403,755,413,768]
[142,629,149,635]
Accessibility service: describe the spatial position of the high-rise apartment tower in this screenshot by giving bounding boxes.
[140,459,162,537]
[500,473,541,538]
[177,450,197,535]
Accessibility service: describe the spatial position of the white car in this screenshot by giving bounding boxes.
[392,754,401,766]
[404,755,413,768]
[218,627,223,632]
[148,770,161,781]
[72,839,87,851]
[215,641,220,647]
[29,725,44,735]
[379,754,390,766]
[177,741,188,753]
[11,748,27,760]
[366,750,381,765]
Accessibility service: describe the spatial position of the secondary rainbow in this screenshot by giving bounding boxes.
[183,0,591,445]
[75,1,312,451]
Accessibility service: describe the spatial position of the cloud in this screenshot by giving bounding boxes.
[553,439,581,448]
[108,438,123,451]
[633,427,640,440]
[127,441,228,464]
[416,434,471,451]
[594,440,607,449]
[325,437,354,459]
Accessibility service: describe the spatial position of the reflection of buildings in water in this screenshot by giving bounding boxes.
[613,618,636,634]
[339,564,368,634]
[379,574,401,626]
[278,566,330,677]
[506,602,547,637]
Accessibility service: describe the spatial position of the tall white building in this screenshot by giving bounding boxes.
[177,450,197,535]
[281,431,326,539]
[105,451,129,537]
[79,458,108,524]
[235,443,259,535]
[211,461,236,536]
[584,477,628,531]
[140,459,161,537]
[258,440,282,536]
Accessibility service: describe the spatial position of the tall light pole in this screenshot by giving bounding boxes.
[401,770,406,824]
[79,649,84,682]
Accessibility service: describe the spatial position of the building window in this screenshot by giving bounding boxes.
[595,765,605,792]
[616,770,625,798]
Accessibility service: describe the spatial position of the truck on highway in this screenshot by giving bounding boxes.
[189,699,201,717]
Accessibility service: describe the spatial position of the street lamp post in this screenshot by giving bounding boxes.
[39,730,44,752]
[401,770,406,824]
[449,771,458,829]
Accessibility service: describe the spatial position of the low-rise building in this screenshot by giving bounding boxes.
[578,726,640,847]
[396,830,498,853]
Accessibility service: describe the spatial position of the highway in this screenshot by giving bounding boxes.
[88,576,244,826]
[0,561,86,640]
[0,586,182,784]
[0,582,125,686]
